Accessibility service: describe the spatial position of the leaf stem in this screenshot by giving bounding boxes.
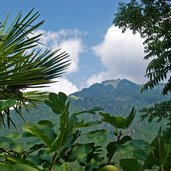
[48,152,58,171]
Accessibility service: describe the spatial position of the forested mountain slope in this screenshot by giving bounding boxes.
[70,79,168,115]
[70,79,170,141]
[1,79,170,141]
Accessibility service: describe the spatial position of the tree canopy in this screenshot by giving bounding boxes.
[114,0,171,94]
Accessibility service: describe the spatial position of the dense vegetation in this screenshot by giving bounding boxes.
[0,0,170,170]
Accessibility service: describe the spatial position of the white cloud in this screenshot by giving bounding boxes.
[34,29,84,74]
[24,78,78,95]
[43,78,78,95]
[52,39,83,73]
[87,26,147,86]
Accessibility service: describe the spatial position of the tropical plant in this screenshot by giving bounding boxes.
[0,92,137,171]
[0,9,70,126]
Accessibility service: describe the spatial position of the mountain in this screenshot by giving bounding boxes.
[70,79,170,141]
[70,79,168,115]
[1,79,170,141]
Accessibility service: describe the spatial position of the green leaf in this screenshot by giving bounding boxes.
[22,123,56,146]
[12,164,39,171]
[106,142,117,159]
[0,99,16,112]
[100,112,127,128]
[0,136,14,148]
[48,115,78,153]
[125,107,136,128]
[129,140,149,161]
[74,107,102,115]
[87,129,107,143]
[0,165,12,171]
[120,158,144,171]
[38,120,54,128]
[45,92,69,114]
[28,143,45,154]
[119,136,132,144]
[70,144,92,163]
[76,120,101,128]
[7,132,22,140]
[6,156,37,168]
[144,133,170,169]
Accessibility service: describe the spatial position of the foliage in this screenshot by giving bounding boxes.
[0,92,138,171]
[114,2,171,170]
[141,100,171,143]
[0,9,70,127]
[0,92,170,171]
[71,79,169,141]
[113,0,171,94]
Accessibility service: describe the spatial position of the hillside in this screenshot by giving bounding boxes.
[70,79,170,141]
[1,79,170,141]
[70,79,168,115]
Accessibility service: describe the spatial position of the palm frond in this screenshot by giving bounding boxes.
[0,9,70,95]
[0,9,71,127]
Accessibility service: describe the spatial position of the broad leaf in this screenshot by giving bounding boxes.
[48,115,78,153]
[45,92,69,114]
[100,112,127,128]
[87,129,107,143]
[106,142,117,159]
[76,120,101,128]
[23,123,56,146]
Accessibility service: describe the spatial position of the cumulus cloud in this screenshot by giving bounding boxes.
[43,78,78,95]
[25,78,78,95]
[87,26,147,86]
[34,29,84,73]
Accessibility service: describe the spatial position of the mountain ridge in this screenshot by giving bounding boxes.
[70,78,169,141]
[70,79,168,115]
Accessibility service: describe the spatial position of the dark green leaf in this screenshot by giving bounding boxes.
[100,112,127,128]
[106,142,117,159]
[120,158,144,171]
[119,136,132,144]
[125,107,136,128]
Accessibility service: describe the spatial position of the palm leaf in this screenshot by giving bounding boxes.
[0,9,70,127]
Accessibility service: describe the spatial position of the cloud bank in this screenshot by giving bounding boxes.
[87,26,147,86]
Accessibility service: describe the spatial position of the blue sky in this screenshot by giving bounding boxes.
[1,0,147,94]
